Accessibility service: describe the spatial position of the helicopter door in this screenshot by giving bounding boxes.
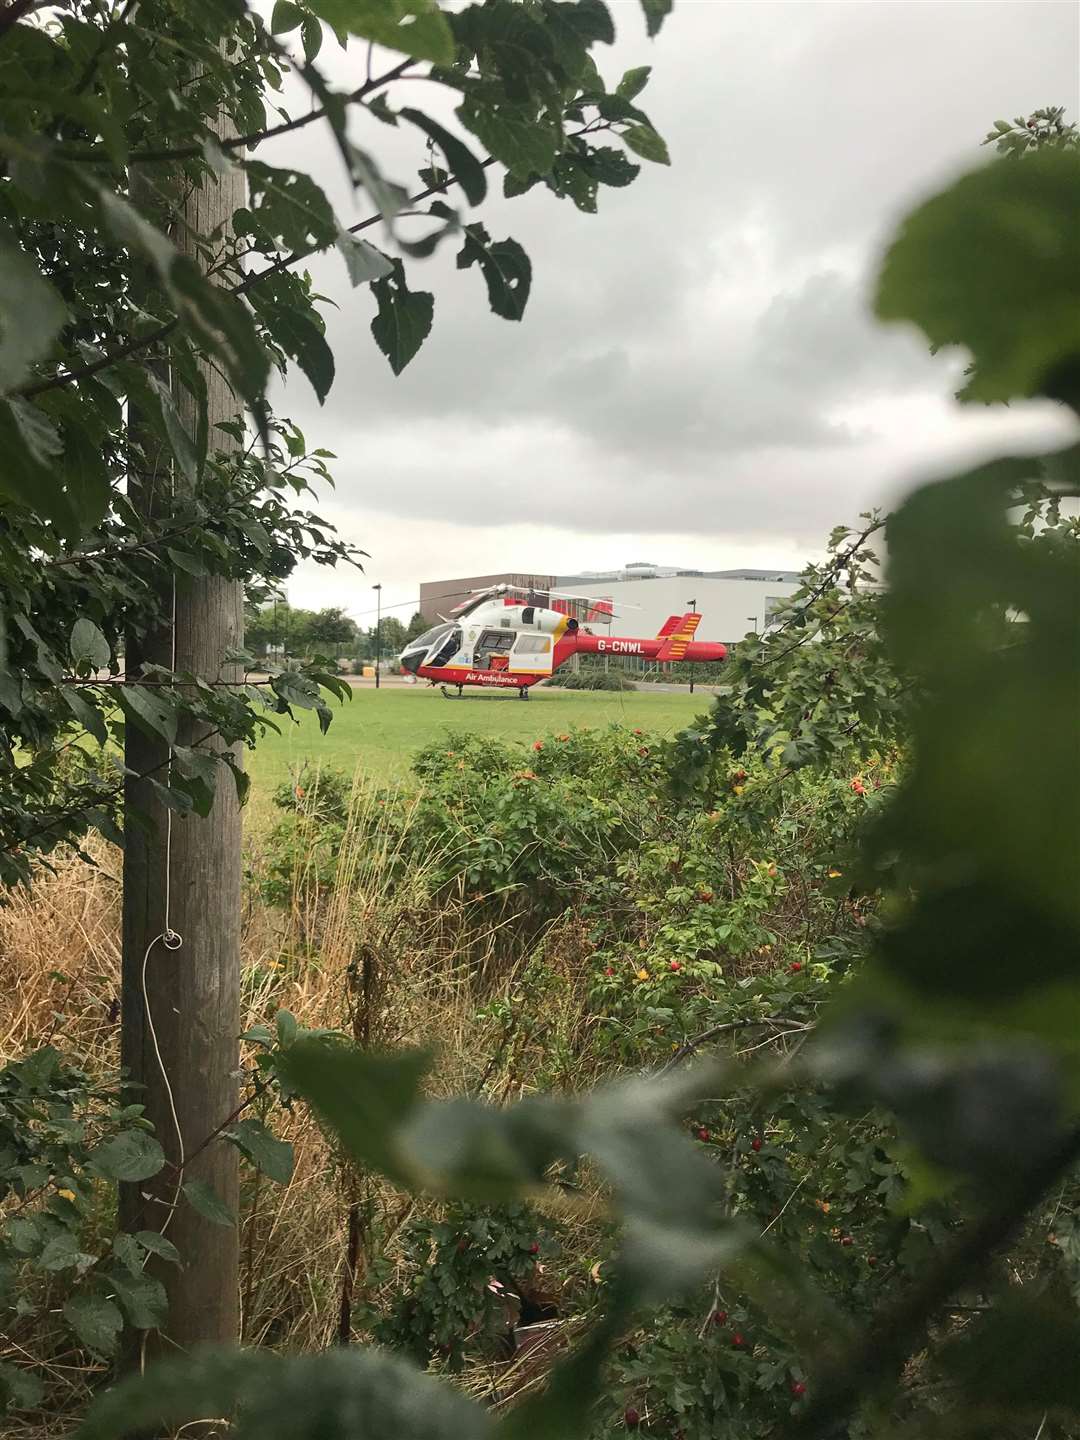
[475,629,514,670]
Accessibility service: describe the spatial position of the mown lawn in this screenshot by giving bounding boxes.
[245,684,709,796]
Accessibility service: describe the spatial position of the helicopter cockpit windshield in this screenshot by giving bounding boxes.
[399,622,460,674]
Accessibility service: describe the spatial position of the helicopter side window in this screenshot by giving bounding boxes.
[521,607,535,625]
[477,630,514,653]
[514,635,551,655]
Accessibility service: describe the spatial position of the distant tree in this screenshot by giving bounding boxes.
[406,610,430,642]
[363,616,407,662]
[305,607,359,653]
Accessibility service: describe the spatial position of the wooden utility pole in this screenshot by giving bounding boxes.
[120,123,246,1351]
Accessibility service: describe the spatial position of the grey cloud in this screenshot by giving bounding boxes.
[263,0,1079,596]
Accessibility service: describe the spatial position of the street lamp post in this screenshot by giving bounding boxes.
[373,583,382,690]
[687,598,697,695]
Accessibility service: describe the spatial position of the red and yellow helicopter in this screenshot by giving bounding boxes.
[398,583,727,698]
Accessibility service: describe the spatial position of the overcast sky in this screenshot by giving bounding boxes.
[268,0,1080,627]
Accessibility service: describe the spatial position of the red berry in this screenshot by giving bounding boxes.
[789,961,803,973]
[751,1137,762,1152]
[731,1332,746,1349]
[696,1127,710,1142]
[529,1241,540,1255]
[624,1406,641,1429]
[638,746,650,757]
[697,889,714,903]
[867,1255,878,1267]
[604,966,615,976]
[532,740,543,752]
[840,1235,854,1247]
[633,729,644,737]
[711,1309,727,1325]
[669,959,681,971]
[456,1237,468,1253]
[790,1380,806,1398]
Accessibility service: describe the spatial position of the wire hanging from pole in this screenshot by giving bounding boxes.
[139,569,185,1241]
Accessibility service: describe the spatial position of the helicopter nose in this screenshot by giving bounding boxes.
[400,648,423,675]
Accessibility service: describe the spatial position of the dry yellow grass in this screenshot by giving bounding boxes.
[0,770,609,1428]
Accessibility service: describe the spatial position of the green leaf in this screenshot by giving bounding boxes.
[64,1292,124,1356]
[265,306,335,403]
[147,373,199,486]
[301,15,324,60]
[640,0,673,38]
[166,546,209,576]
[118,684,178,746]
[89,1129,165,1182]
[277,1042,432,1188]
[108,1268,168,1330]
[617,65,651,99]
[0,236,68,393]
[270,0,303,31]
[170,258,270,409]
[76,1346,492,1440]
[0,666,24,717]
[456,225,532,321]
[275,1008,299,1046]
[8,396,62,467]
[38,1231,94,1272]
[228,1117,294,1185]
[0,1360,43,1415]
[61,418,111,530]
[620,123,670,165]
[399,109,487,206]
[370,261,434,375]
[183,1179,236,1227]
[306,0,455,64]
[0,398,78,532]
[243,163,338,253]
[135,1230,182,1264]
[112,1231,144,1275]
[875,149,1080,402]
[335,228,394,287]
[272,669,321,711]
[70,618,110,673]
[457,94,561,182]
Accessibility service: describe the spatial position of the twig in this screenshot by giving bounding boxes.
[58,59,414,164]
[661,1016,812,1074]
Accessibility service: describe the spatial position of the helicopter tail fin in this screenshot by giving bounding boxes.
[656,612,701,661]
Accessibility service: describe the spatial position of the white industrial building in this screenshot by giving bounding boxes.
[419,563,806,648]
[556,564,803,645]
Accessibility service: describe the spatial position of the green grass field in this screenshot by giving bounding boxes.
[246,685,708,796]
